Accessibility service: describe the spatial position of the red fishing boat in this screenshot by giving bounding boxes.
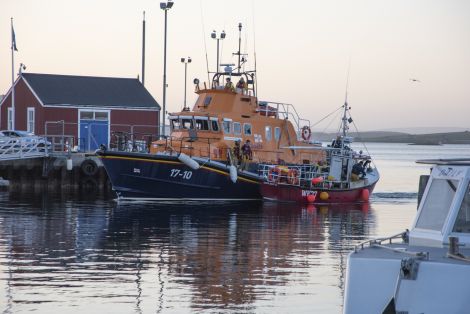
[258,103,379,204]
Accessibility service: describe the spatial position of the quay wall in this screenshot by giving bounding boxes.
[0,154,113,195]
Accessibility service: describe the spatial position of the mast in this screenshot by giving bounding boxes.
[237,23,242,73]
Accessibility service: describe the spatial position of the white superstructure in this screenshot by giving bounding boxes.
[343,159,470,314]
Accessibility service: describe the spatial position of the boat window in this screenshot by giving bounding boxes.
[453,182,470,234]
[265,126,272,141]
[204,96,212,107]
[171,119,181,130]
[223,121,231,134]
[234,122,242,136]
[416,179,458,231]
[275,127,281,141]
[195,119,209,131]
[211,120,220,132]
[244,123,252,136]
[181,118,194,130]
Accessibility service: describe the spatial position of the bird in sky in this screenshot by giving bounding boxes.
[410,78,421,82]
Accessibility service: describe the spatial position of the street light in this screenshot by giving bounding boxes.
[211,30,226,73]
[160,0,174,136]
[181,57,191,111]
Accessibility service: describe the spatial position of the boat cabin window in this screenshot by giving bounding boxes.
[265,126,272,141]
[416,178,458,231]
[275,127,281,141]
[170,118,181,130]
[204,96,212,107]
[244,123,252,136]
[453,182,470,234]
[211,119,220,132]
[223,121,232,134]
[234,122,242,136]
[181,118,194,130]
[195,118,209,131]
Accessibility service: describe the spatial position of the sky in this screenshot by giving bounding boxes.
[1,0,469,131]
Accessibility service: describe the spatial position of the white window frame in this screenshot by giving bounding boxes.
[7,108,13,130]
[27,107,35,133]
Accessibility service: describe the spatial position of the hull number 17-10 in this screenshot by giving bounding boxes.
[170,169,193,180]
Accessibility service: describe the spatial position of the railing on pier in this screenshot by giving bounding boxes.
[0,137,49,161]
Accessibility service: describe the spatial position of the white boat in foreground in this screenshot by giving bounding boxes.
[343,159,470,314]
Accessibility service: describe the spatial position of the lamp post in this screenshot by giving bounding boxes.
[210,30,226,73]
[160,0,174,136]
[181,57,191,111]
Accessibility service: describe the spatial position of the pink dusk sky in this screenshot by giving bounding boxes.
[1,0,469,131]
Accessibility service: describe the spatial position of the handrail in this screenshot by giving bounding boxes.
[258,101,311,137]
[353,231,410,253]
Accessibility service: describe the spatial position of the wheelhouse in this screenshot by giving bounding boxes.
[411,161,470,247]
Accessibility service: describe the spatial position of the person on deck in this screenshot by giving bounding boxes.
[232,140,241,167]
[241,140,253,170]
[225,78,235,92]
[352,161,366,179]
[236,77,246,94]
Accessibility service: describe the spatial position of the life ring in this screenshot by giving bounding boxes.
[301,126,311,141]
[81,159,98,176]
[268,167,280,183]
[287,168,299,185]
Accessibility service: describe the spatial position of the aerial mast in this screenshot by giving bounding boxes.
[237,22,242,73]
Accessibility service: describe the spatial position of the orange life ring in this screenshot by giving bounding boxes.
[268,167,280,183]
[301,126,311,141]
[287,168,299,185]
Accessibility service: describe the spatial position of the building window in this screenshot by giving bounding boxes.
[265,126,272,141]
[7,108,13,130]
[275,127,281,141]
[80,111,94,120]
[233,122,242,136]
[27,108,35,133]
[244,123,252,136]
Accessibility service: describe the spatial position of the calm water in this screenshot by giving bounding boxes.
[1,143,470,313]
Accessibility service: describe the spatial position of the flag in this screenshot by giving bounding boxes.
[11,23,18,51]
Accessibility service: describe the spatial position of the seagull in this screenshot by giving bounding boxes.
[410,78,421,82]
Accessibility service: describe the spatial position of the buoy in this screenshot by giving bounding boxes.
[66,158,73,171]
[361,189,370,201]
[311,176,324,185]
[319,191,329,201]
[307,194,316,203]
[178,153,200,170]
[229,165,237,183]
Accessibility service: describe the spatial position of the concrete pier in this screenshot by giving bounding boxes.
[0,154,112,195]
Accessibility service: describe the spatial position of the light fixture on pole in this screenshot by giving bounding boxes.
[160,0,174,136]
[210,30,225,73]
[181,57,191,111]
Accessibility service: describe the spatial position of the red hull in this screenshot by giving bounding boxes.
[260,182,376,204]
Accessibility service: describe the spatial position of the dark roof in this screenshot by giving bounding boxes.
[22,73,160,110]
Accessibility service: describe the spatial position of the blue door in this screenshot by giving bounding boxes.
[80,120,109,152]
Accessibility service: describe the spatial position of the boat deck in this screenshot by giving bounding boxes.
[352,242,470,265]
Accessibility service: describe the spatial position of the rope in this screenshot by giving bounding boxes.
[350,116,377,167]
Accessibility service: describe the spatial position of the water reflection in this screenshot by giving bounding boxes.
[0,192,374,313]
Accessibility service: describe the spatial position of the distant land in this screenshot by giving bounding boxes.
[312,131,470,145]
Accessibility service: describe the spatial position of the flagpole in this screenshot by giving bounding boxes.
[11,17,15,131]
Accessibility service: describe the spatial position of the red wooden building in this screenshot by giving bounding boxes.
[0,73,160,151]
